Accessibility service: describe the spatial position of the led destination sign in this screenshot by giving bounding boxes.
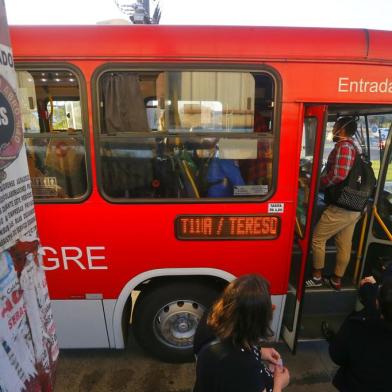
[175,215,280,240]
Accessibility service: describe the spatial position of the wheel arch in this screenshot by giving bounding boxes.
[112,268,235,348]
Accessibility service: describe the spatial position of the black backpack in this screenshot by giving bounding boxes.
[325,150,376,212]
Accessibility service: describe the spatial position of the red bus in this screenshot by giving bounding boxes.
[9,25,392,362]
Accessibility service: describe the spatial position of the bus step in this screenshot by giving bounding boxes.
[303,285,358,315]
[298,313,347,340]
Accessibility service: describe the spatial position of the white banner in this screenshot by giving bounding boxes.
[0,247,59,392]
[0,2,58,391]
[0,12,37,253]
[0,251,37,392]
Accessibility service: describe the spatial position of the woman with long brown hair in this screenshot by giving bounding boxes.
[193,274,289,392]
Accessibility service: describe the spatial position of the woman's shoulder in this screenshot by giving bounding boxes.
[196,341,273,392]
[218,344,263,369]
[200,341,259,362]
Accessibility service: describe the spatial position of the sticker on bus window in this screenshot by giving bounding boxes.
[268,203,284,213]
[233,185,268,196]
[31,177,58,197]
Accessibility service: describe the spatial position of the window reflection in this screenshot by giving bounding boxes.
[17,69,88,200]
[99,70,276,200]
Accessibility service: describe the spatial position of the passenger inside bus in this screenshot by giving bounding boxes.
[299,107,392,294]
[240,108,272,186]
[306,117,364,291]
[207,155,245,197]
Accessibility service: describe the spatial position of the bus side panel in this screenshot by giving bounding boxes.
[52,300,109,348]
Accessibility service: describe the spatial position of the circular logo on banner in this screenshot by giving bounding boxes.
[0,75,23,176]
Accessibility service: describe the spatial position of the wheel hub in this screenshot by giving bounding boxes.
[154,300,205,349]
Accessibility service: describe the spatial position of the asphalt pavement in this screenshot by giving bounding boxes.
[55,330,337,392]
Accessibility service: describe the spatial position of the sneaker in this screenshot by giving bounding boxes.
[305,276,323,287]
[328,276,341,291]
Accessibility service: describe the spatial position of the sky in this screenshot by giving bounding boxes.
[4,0,392,31]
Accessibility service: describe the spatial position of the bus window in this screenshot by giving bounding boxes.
[16,69,88,200]
[51,100,82,131]
[367,114,392,178]
[98,70,275,200]
[375,136,392,240]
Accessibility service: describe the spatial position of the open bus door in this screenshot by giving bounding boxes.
[281,105,327,352]
[361,123,392,282]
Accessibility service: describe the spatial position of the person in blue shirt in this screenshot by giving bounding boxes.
[207,158,245,197]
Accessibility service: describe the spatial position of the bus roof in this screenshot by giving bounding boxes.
[9,25,392,63]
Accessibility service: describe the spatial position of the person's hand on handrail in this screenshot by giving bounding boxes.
[360,276,376,286]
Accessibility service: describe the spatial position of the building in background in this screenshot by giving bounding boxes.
[114,0,161,24]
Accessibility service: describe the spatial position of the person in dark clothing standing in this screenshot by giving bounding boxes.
[329,276,392,392]
[193,274,290,392]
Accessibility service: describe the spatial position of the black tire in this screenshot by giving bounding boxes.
[133,281,220,363]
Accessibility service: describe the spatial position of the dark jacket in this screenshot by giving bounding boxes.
[193,312,273,392]
[329,283,392,392]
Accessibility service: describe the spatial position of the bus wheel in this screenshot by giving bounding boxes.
[133,282,220,363]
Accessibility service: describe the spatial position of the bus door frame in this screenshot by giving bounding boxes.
[281,105,327,353]
[360,124,392,277]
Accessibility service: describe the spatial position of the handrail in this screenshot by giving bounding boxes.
[373,205,392,241]
[353,206,392,285]
[295,216,304,239]
[353,211,368,284]
[182,160,200,198]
